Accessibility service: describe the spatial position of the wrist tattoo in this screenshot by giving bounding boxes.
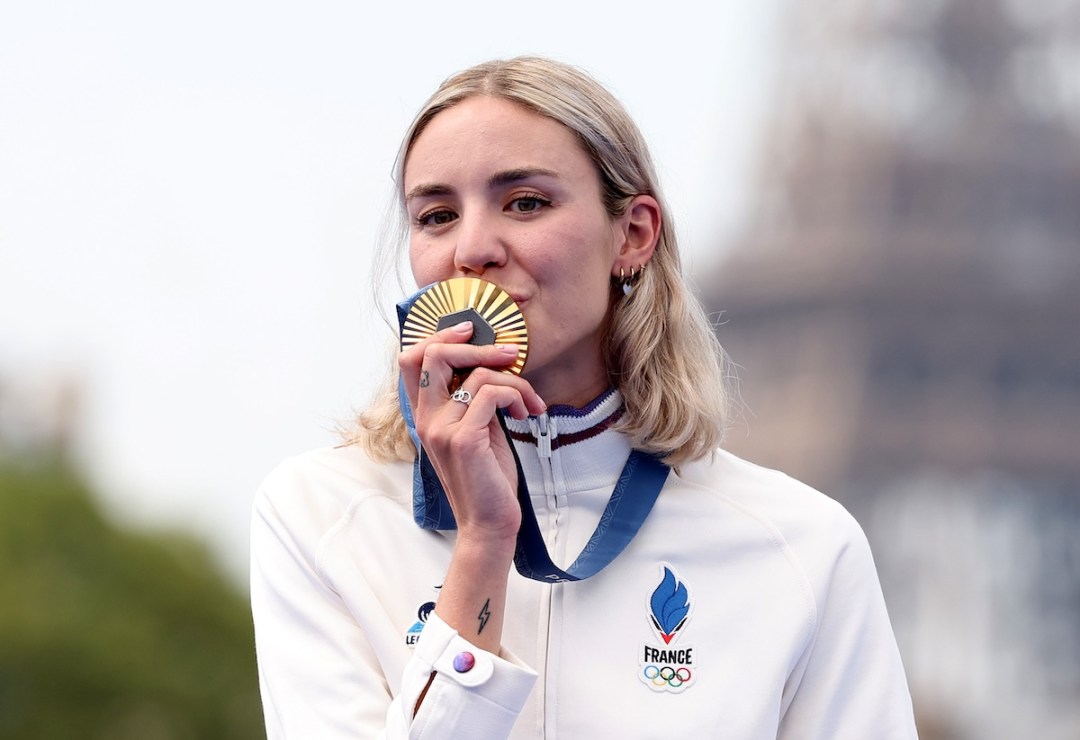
[477,598,491,635]
[419,370,430,388]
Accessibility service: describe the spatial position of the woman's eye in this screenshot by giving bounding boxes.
[417,209,457,227]
[508,195,551,214]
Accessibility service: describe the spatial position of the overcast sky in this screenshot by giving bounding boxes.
[0,0,784,581]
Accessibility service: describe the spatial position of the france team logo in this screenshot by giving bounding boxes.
[650,565,691,644]
[640,564,696,693]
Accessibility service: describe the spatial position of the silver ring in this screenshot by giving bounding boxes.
[450,388,472,405]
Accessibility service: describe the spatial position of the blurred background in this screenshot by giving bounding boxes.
[1,0,1077,738]
[707,2,1080,738]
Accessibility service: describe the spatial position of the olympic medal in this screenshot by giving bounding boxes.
[400,277,528,375]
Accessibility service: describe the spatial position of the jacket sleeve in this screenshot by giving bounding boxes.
[250,483,537,739]
[777,511,919,740]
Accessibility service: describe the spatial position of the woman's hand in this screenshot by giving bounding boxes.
[398,319,546,546]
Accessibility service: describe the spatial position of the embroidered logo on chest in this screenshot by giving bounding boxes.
[639,564,696,693]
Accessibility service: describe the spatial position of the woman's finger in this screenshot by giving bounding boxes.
[442,375,535,422]
[415,369,544,449]
[398,320,476,398]
[400,322,519,413]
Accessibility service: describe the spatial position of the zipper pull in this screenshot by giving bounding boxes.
[535,412,552,458]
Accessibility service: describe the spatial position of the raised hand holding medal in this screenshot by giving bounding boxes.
[397,277,542,541]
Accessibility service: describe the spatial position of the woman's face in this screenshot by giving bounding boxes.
[403,96,627,406]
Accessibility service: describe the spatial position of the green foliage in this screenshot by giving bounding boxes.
[0,460,264,740]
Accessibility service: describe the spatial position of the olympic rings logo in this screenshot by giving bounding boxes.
[642,664,692,688]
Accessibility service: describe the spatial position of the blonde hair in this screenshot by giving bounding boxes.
[347,56,729,467]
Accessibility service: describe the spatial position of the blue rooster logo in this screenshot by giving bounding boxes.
[649,565,691,645]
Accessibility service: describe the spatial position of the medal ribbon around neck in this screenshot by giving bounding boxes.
[397,277,671,582]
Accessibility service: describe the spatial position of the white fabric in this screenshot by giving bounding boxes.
[251,393,918,738]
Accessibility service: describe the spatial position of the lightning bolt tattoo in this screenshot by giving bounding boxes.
[477,599,491,635]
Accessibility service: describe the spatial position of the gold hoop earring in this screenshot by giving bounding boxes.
[617,264,644,297]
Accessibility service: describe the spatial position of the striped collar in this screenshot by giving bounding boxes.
[503,389,624,451]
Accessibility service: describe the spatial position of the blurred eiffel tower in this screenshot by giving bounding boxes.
[704,1,1080,738]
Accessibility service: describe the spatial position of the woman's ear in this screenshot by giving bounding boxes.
[612,194,661,275]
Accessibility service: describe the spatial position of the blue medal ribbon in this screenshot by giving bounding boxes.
[397,289,458,530]
[396,287,671,582]
[499,414,669,582]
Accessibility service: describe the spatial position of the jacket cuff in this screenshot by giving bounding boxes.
[402,612,537,737]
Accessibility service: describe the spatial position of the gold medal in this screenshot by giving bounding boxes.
[400,277,528,375]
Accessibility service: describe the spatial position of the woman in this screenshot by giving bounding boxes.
[251,57,917,738]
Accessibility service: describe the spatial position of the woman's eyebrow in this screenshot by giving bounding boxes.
[406,168,559,203]
[405,183,453,203]
[488,168,559,189]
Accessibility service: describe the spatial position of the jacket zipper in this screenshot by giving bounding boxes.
[529,413,557,738]
[533,412,556,492]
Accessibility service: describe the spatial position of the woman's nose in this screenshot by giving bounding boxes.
[453,211,507,276]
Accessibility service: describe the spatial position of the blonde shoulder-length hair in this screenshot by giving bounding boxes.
[346,56,730,468]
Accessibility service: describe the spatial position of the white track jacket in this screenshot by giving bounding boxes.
[251,391,918,739]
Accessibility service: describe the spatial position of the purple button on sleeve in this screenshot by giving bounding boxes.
[452,651,476,673]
